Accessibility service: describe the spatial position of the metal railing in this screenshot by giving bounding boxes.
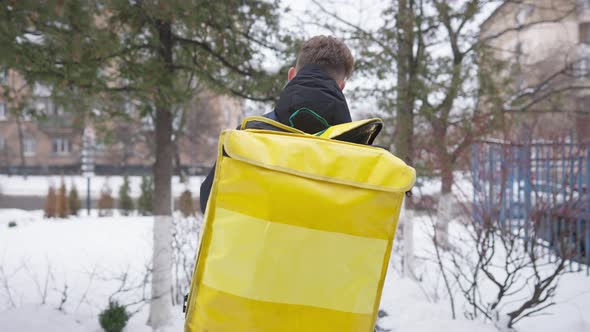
[472,138,590,274]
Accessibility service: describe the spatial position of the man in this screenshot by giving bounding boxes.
[200,35,355,212]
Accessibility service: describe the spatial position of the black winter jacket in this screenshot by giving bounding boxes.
[199,64,352,213]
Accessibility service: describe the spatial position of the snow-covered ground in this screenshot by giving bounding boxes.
[0,209,588,332]
[0,209,185,332]
[0,175,205,197]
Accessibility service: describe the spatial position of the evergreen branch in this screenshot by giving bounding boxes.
[173,64,276,103]
[173,34,257,78]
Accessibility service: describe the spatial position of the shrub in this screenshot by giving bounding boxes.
[68,184,81,216]
[44,185,57,218]
[98,300,129,332]
[374,310,391,332]
[8,221,17,228]
[98,182,114,217]
[178,189,195,217]
[118,176,134,216]
[137,176,153,216]
[56,180,70,218]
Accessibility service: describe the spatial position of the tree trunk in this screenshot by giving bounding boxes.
[395,0,414,167]
[147,20,174,331]
[436,159,454,249]
[396,0,417,277]
[15,114,27,178]
[400,203,415,277]
[147,107,175,331]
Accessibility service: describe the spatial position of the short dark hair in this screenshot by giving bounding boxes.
[295,36,354,81]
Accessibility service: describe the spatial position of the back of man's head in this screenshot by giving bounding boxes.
[295,36,354,82]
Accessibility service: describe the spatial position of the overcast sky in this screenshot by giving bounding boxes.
[245,0,501,119]
[244,0,388,118]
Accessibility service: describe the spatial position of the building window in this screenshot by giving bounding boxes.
[575,57,590,77]
[23,137,36,156]
[52,138,71,155]
[94,137,107,152]
[0,103,6,120]
[0,69,6,84]
[141,115,154,130]
[21,104,34,121]
[0,136,5,151]
[124,99,136,114]
[55,105,65,116]
[35,98,49,115]
[580,23,590,44]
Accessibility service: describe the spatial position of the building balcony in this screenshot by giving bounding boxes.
[37,115,77,134]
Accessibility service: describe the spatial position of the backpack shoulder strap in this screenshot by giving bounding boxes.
[240,116,304,134]
[318,118,383,145]
[241,116,383,146]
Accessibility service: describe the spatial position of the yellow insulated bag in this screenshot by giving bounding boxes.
[185,116,415,332]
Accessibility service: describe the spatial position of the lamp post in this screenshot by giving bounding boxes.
[81,127,95,216]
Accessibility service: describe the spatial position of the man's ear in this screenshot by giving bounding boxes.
[338,81,346,90]
[288,67,296,81]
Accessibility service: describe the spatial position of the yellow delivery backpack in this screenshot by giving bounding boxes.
[185,116,415,332]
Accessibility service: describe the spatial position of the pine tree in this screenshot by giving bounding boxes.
[56,180,69,218]
[137,176,153,216]
[68,184,81,216]
[44,185,57,218]
[118,176,134,216]
[98,182,114,217]
[178,189,195,217]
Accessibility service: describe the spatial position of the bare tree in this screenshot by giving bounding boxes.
[307,0,583,250]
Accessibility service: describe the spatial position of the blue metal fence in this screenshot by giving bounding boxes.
[472,139,590,274]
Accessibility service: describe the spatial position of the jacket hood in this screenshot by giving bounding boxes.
[272,64,352,134]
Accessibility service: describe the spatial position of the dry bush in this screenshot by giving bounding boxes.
[44,185,57,218]
[428,184,574,330]
[98,183,115,217]
[56,181,69,218]
[171,214,202,305]
[178,189,196,217]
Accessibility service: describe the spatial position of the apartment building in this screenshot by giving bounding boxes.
[0,69,244,175]
[480,0,590,140]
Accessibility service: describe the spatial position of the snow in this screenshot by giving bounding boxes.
[0,175,205,197]
[0,209,588,332]
[412,172,473,200]
[0,305,93,332]
[0,304,185,332]
[395,214,590,332]
[379,278,498,332]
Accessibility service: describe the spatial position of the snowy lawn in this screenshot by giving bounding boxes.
[0,209,588,331]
